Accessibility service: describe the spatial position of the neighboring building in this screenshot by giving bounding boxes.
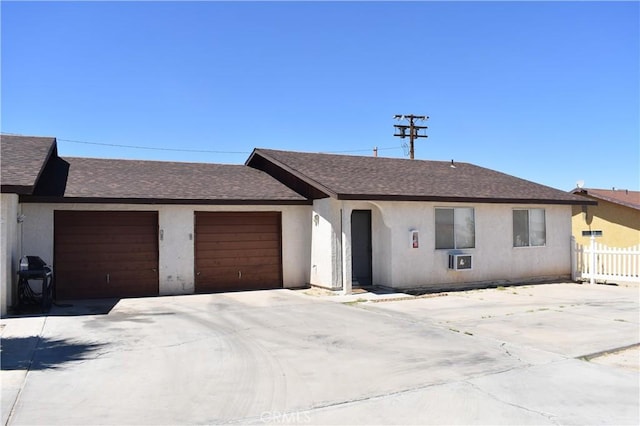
[571,188,640,248]
[1,135,594,315]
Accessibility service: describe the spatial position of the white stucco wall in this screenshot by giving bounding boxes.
[309,198,342,290]
[20,203,311,295]
[16,199,573,298]
[336,201,573,291]
[1,194,20,316]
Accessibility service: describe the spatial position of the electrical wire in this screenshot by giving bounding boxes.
[2,132,404,156]
[57,138,251,154]
[55,136,403,155]
[324,146,402,154]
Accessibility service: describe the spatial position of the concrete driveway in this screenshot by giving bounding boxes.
[1,283,638,425]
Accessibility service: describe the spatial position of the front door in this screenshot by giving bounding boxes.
[351,210,372,286]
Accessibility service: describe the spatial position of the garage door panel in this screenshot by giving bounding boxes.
[195,240,280,251]
[55,260,158,274]
[196,224,280,234]
[55,252,158,264]
[195,212,282,293]
[56,231,157,242]
[196,213,278,226]
[58,282,157,299]
[195,232,280,243]
[56,243,157,261]
[196,247,281,260]
[59,272,158,287]
[197,256,281,269]
[199,266,280,280]
[55,210,157,223]
[54,211,159,299]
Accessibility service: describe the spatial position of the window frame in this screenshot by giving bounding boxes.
[512,208,546,248]
[435,207,476,250]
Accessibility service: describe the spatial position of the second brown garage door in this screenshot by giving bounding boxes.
[194,212,283,292]
[54,211,159,299]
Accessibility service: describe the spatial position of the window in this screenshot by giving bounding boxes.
[513,209,546,247]
[435,208,475,249]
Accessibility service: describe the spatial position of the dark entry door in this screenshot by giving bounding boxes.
[351,210,372,286]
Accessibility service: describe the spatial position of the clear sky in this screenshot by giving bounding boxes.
[2,1,638,192]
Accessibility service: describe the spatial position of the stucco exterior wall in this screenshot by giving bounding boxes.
[20,203,311,295]
[572,201,640,248]
[336,201,573,291]
[309,198,342,290]
[1,194,20,316]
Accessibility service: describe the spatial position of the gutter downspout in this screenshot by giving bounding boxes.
[339,207,344,293]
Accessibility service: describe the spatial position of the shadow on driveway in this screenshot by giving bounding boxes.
[1,336,106,371]
[7,298,121,318]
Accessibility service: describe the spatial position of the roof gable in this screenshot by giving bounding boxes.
[248,148,594,205]
[0,135,57,194]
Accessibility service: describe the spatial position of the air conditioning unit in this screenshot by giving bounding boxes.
[449,254,472,271]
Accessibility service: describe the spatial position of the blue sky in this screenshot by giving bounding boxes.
[2,1,638,191]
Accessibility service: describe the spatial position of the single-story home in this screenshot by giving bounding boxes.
[571,187,640,248]
[1,134,594,315]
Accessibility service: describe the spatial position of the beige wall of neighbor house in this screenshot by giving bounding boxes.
[20,203,311,295]
[572,201,640,249]
[312,200,574,292]
[1,194,21,316]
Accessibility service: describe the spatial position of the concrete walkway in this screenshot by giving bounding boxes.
[1,282,638,425]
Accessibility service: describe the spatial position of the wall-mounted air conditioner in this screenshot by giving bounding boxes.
[449,254,472,271]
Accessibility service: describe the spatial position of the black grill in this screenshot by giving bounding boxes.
[17,256,53,312]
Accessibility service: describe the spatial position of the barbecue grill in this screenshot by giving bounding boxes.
[17,256,53,312]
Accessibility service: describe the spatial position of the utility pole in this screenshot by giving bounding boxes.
[393,114,428,159]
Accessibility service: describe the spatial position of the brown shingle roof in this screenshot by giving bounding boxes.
[249,148,593,205]
[0,135,56,194]
[572,188,640,211]
[53,157,309,204]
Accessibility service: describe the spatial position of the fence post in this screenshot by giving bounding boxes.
[589,235,596,285]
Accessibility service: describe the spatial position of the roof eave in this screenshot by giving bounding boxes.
[1,185,34,195]
[19,196,313,206]
[336,193,597,205]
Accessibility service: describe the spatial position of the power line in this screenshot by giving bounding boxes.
[3,132,403,156]
[56,137,403,156]
[323,146,402,154]
[57,138,251,154]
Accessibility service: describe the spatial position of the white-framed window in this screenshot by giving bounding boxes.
[435,207,475,249]
[513,208,546,247]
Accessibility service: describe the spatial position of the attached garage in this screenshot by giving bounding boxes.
[54,211,159,299]
[195,211,283,292]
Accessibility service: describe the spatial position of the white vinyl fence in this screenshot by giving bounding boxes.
[572,237,640,284]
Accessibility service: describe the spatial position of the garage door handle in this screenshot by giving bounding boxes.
[106,273,110,284]
[238,271,242,279]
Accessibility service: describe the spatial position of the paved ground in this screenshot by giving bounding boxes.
[1,282,638,425]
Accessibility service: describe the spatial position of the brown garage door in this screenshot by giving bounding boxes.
[54,211,159,299]
[195,212,282,292]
